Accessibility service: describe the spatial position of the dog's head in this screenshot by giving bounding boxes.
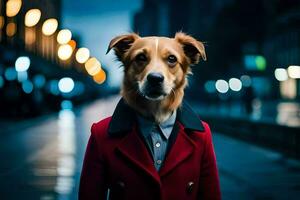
[107,32,206,120]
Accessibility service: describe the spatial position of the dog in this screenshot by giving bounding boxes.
[79,33,221,200]
[106,32,206,122]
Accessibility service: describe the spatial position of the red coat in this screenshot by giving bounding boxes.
[79,99,221,200]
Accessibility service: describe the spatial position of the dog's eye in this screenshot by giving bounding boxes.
[135,53,147,62]
[167,55,177,65]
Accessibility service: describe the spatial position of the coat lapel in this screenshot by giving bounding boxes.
[108,98,204,183]
[159,123,196,177]
[116,126,161,185]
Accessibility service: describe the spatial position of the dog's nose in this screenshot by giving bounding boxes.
[147,73,164,84]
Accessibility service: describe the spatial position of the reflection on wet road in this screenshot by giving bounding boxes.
[0,96,299,200]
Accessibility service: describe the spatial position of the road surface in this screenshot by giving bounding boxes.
[0,96,299,200]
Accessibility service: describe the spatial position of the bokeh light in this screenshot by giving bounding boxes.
[68,40,76,50]
[255,56,266,71]
[49,80,59,95]
[17,71,28,82]
[204,80,216,93]
[215,79,229,93]
[22,80,33,94]
[15,56,30,72]
[42,18,58,36]
[6,22,17,37]
[4,67,17,81]
[33,74,46,89]
[58,44,73,60]
[85,57,101,76]
[229,78,242,92]
[57,29,72,44]
[274,68,288,81]
[287,65,300,79]
[61,100,73,110]
[75,48,90,64]
[240,75,252,87]
[93,69,106,84]
[6,0,22,17]
[0,16,4,29]
[24,9,41,27]
[58,77,74,93]
[0,76,4,88]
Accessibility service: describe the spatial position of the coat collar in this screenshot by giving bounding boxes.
[108,98,205,137]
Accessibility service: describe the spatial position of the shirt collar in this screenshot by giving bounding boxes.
[108,98,205,137]
[136,110,177,140]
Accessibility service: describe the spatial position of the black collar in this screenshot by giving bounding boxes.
[108,98,205,137]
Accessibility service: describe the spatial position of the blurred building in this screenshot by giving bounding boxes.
[133,0,300,102]
[263,0,300,100]
[0,0,107,118]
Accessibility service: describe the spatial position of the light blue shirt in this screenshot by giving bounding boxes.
[136,111,177,171]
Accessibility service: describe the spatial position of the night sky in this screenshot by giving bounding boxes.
[62,0,142,87]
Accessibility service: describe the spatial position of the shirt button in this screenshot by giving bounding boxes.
[156,160,162,165]
[155,142,161,148]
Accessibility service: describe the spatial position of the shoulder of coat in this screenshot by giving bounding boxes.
[91,116,113,139]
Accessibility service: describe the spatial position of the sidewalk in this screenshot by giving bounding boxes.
[191,100,300,128]
[214,133,300,200]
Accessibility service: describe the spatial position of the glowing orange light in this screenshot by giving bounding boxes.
[0,16,4,29]
[6,22,17,37]
[25,9,41,27]
[85,57,101,76]
[93,69,106,84]
[42,18,58,36]
[68,40,76,50]
[6,0,22,17]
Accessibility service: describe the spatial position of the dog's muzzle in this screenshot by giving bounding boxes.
[140,73,167,100]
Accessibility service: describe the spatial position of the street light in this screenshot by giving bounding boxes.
[58,77,74,93]
[15,56,30,72]
[215,79,229,93]
[287,65,300,79]
[228,78,242,92]
[85,57,101,76]
[274,68,288,81]
[6,0,22,17]
[93,69,106,84]
[76,48,90,64]
[25,9,41,27]
[58,44,73,60]
[42,18,58,36]
[57,29,72,44]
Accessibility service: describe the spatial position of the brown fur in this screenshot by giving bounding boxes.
[107,32,206,123]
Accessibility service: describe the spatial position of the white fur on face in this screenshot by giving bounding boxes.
[136,37,175,101]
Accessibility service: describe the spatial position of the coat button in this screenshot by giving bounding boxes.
[186,181,194,194]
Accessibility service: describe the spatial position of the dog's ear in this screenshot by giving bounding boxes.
[175,32,206,64]
[106,33,140,60]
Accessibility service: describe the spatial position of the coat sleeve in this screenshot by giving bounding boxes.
[79,123,108,200]
[198,122,221,200]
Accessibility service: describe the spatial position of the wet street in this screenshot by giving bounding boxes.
[0,96,300,200]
